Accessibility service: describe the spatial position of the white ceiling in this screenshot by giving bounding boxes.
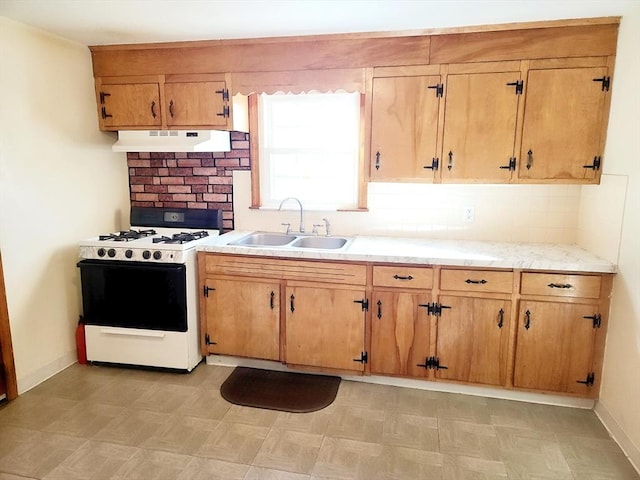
[0,0,635,46]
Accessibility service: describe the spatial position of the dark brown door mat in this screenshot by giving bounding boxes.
[220,367,341,413]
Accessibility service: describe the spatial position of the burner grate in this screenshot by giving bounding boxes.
[99,229,157,242]
[152,231,209,244]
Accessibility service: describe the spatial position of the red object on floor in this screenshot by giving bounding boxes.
[76,322,87,364]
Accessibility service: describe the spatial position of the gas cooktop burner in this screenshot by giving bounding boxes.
[152,231,209,244]
[99,229,157,242]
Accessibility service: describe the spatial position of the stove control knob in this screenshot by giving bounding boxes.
[142,250,151,260]
[107,248,116,258]
[153,251,162,260]
[125,249,133,259]
[97,248,106,257]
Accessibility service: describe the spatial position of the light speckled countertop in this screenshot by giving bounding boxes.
[198,231,617,274]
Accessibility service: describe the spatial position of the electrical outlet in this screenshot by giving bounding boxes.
[463,206,475,222]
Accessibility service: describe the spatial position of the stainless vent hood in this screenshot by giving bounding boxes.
[112,130,231,153]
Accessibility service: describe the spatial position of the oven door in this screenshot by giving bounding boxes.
[78,260,187,332]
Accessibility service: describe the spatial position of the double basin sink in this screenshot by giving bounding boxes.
[229,232,350,250]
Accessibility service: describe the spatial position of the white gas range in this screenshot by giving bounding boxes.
[77,207,222,372]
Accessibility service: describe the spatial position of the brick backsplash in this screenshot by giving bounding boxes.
[127,131,250,231]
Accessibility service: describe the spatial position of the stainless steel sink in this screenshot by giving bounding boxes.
[228,232,350,250]
[229,232,296,247]
[290,236,348,249]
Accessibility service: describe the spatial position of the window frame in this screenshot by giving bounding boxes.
[249,93,368,211]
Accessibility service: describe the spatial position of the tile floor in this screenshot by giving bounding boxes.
[0,362,637,479]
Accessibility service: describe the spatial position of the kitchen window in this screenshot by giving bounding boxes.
[251,91,366,210]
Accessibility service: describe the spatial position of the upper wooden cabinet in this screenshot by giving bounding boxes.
[97,80,162,129]
[370,70,442,181]
[164,80,229,128]
[89,18,618,183]
[440,66,522,182]
[95,74,243,131]
[518,64,611,183]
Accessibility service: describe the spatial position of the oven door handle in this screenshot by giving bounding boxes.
[99,328,166,338]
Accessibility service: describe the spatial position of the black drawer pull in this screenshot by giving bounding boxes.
[393,275,413,280]
[465,279,487,285]
[547,283,572,289]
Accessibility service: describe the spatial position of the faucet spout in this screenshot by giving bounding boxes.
[278,197,305,233]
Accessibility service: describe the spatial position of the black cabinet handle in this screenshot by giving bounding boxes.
[448,150,453,171]
[376,300,382,320]
[290,294,295,313]
[393,275,413,281]
[526,149,533,170]
[524,309,531,330]
[169,100,174,118]
[375,151,381,171]
[465,279,487,285]
[270,291,275,310]
[498,308,504,329]
[547,283,572,289]
[150,101,157,118]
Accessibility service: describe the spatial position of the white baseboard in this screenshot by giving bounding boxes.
[595,400,640,475]
[17,350,77,394]
[205,355,595,409]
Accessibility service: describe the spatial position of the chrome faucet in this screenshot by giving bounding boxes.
[278,197,305,233]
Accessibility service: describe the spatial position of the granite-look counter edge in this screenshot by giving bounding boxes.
[198,231,617,274]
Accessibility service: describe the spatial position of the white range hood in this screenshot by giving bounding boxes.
[112,130,231,153]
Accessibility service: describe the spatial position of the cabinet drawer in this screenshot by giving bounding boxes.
[373,265,433,289]
[440,269,513,293]
[201,254,366,285]
[520,273,601,298]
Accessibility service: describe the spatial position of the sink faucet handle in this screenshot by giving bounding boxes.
[312,224,323,235]
[322,218,331,236]
[281,222,291,235]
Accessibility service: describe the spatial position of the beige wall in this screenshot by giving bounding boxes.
[578,4,640,469]
[0,18,130,392]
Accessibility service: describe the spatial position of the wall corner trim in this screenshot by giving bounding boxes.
[594,400,640,475]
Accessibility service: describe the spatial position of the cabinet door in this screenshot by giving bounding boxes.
[203,278,280,361]
[285,285,366,372]
[165,81,228,127]
[370,76,441,180]
[100,83,162,128]
[435,296,511,386]
[441,71,521,182]
[514,301,598,394]
[519,67,608,181]
[370,291,431,378]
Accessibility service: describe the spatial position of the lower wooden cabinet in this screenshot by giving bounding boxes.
[201,277,280,361]
[285,284,367,372]
[513,300,601,395]
[199,253,613,398]
[370,290,431,377]
[435,296,511,386]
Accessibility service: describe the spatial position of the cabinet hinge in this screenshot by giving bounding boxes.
[427,303,451,316]
[507,80,524,95]
[203,285,215,297]
[423,157,439,171]
[417,356,448,370]
[215,88,230,101]
[576,372,595,387]
[353,351,368,364]
[593,76,610,92]
[583,156,601,171]
[205,334,217,346]
[353,298,369,311]
[428,83,444,97]
[583,313,602,329]
[99,91,111,104]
